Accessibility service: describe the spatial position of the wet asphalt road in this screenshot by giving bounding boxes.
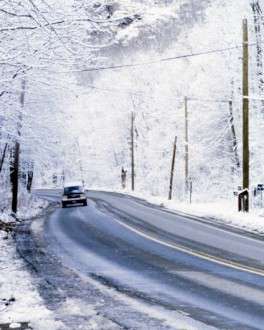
[33,189,264,329]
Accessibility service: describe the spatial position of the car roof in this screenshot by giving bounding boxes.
[63,181,83,188]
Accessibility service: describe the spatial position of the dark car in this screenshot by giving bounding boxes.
[61,183,87,208]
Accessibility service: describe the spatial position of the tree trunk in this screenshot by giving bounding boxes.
[0,143,8,173]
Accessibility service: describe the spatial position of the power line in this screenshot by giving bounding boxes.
[50,41,259,74]
[81,84,232,103]
[187,97,231,104]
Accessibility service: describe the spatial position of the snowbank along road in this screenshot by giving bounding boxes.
[17,189,264,329]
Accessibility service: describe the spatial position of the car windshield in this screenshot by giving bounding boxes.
[64,186,83,194]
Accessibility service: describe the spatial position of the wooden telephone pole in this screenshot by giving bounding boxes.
[242,18,249,211]
[168,136,177,200]
[184,97,189,194]
[243,19,249,191]
[131,111,135,191]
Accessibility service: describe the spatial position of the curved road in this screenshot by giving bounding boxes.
[34,190,264,329]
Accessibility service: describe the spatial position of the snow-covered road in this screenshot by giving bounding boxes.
[17,190,264,329]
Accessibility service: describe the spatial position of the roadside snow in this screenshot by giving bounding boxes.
[17,194,48,221]
[0,231,62,330]
[0,192,48,225]
[0,192,58,329]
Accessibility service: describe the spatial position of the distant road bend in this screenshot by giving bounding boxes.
[34,189,264,329]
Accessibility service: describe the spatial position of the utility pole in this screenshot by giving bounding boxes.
[131,111,135,191]
[184,97,189,194]
[242,18,249,211]
[243,19,249,190]
[168,136,177,200]
[10,79,25,215]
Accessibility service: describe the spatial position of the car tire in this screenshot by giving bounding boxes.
[62,202,67,208]
[83,201,87,207]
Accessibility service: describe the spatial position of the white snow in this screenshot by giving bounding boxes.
[0,192,56,329]
[0,193,48,224]
[3,0,263,206]
[0,231,62,330]
[9,323,22,329]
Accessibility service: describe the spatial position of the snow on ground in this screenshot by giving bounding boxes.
[0,231,62,330]
[0,193,56,329]
[16,194,49,222]
[0,196,48,226]
[56,297,123,330]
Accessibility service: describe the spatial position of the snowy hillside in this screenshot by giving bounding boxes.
[57,0,263,202]
[1,0,264,210]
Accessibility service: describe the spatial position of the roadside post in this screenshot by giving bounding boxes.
[236,188,249,212]
[121,167,127,189]
[189,179,193,204]
[184,97,189,195]
[253,184,264,208]
[131,111,135,191]
[168,136,177,200]
[257,184,264,206]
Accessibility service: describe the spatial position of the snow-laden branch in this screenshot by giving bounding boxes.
[0,8,32,18]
